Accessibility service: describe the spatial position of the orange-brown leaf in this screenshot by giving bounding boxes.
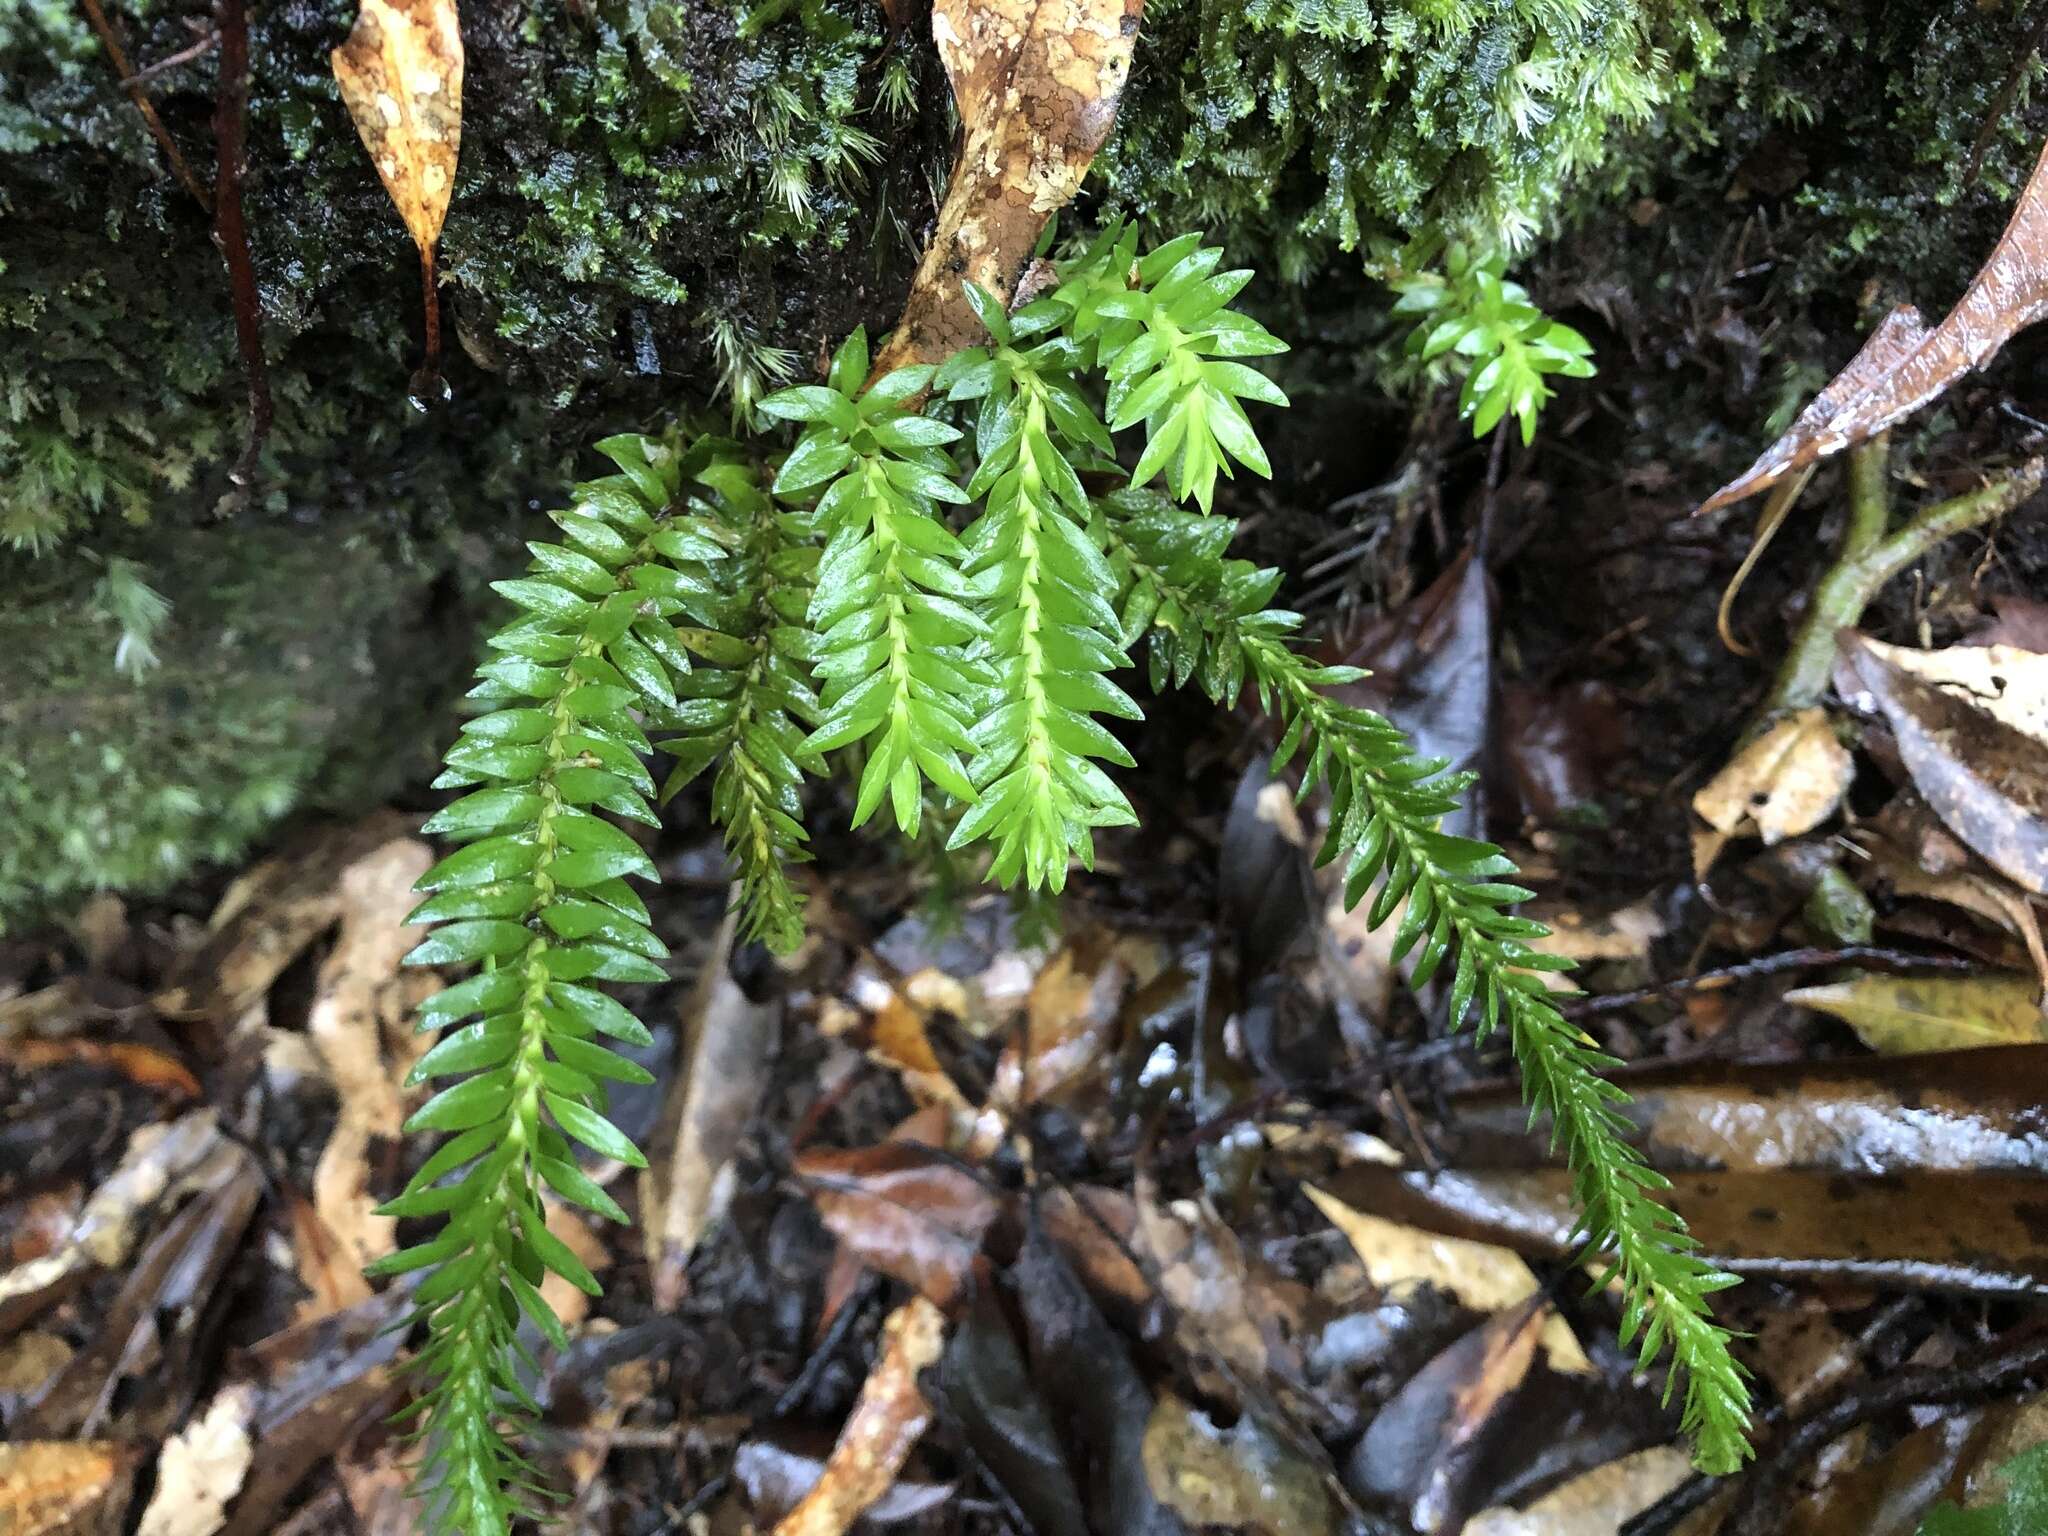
[330,0,463,257]
[772,1296,947,1536]
[872,0,1143,375]
[1700,136,2048,513]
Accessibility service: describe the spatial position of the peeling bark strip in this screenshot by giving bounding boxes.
[213,0,274,481]
[872,0,1144,376]
[1700,134,2048,513]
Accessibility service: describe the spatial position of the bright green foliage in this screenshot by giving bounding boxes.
[1098,492,1751,1473]
[1055,226,1291,513]
[763,331,983,839]
[381,434,805,1534]
[932,281,1139,888]
[1391,244,1596,444]
[393,232,1748,1520]
[1918,1445,2048,1535]
[654,441,823,953]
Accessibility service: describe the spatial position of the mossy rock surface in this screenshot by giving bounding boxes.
[0,512,494,928]
[0,0,2042,925]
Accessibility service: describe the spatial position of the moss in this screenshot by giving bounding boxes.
[0,513,497,929]
[1096,0,1727,279]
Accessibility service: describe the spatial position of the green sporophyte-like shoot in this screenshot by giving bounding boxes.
[378,224,1752,1530]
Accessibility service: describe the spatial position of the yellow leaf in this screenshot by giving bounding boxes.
[1787,973,2048,1054]
[873,0,1143,375]
[331,0,463,258]
[1692,707,1852,846]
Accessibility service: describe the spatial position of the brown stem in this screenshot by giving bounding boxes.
[77,0,212,213]
[410,243,446,406]
[211,0,272,483]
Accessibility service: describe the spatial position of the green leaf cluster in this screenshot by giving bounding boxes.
[390,227,1747,1524]
[378,434,810,1534]
[1391,243,1595,443]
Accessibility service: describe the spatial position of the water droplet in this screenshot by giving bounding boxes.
[408,366,453,414]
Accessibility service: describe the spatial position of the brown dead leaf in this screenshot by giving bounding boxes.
[1855,639,2048,747]
[794,1141,998,1310]
[155,814,417,1037]
[1692,708,1852,847]
[1700,136,2048,512]
[1132,1171,1315,1416]
[772,1296,947,1536]
[1348,1299,1550,1536]
[0,1040,199,1099]
[1837,630,2048,894]
[642,916,778,1311]
[1141,1393,1332,1536]
[0,1111,227,1336]
[870,0,1144,375]
[1787,972,2047,1054]
[0,1443,137,1536]
[966,931,1146,1156]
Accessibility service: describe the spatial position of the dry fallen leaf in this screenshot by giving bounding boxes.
[794,1141,998,1311]
[871,0,1144,375]
[1837,630,2048,894]
[307,835,433,1309]
[1464,1445,1695,1536]
[0,1443,137,1536]
[772,1296,947,1536]
[0,1040,199,1099]
[1141,1393,1332,1536]
[642,915,777,1311]
[1787,972,2047,1054]
[1854,639,2048,747]
[1700,136,2048,512]
[136,1384,256,1536]
[331,0,463,385]
[1692,707,1852,848]
[1304,1184,1590,1373]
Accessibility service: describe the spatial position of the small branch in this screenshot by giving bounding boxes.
[211,0,273,485]
[1718,1324,2048,1536]
[121,29,218,88]
[77,0,212,213]
[1764,455,2045,715]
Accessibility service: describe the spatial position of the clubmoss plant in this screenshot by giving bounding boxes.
[383,224,1751,1528]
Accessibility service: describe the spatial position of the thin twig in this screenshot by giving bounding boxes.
[121,29,218,87]
[77,0,212,212]
[1559,944,1983,1018]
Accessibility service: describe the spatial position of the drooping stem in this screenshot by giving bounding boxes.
[1765,445,2045,714]
[77,0,213,212]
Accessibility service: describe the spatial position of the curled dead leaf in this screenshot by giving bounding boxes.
[872,0,1144,375]
[793,1141,998,1310]
[1837,630,2048,894]
[1700,136,2048,512]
